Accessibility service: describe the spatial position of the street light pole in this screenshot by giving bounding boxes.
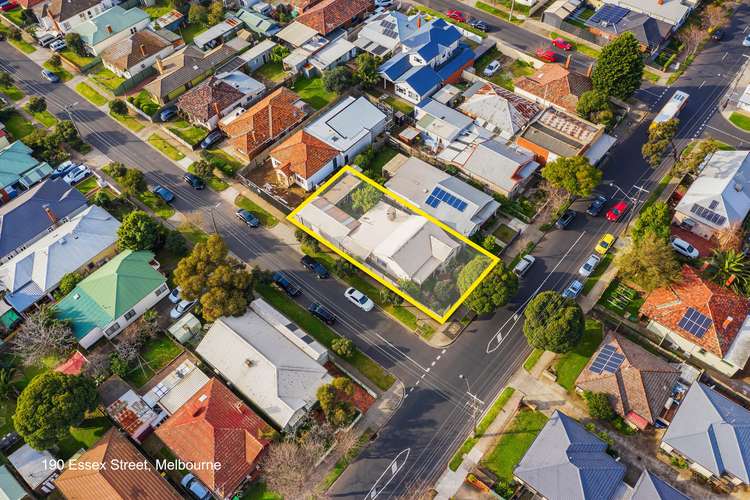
[209,202,220,234]
[459,374,480,437]
[61,101,80,136]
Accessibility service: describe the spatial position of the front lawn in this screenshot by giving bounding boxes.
[75,82,108,106]
[43,61,73,82]
[75,176,99,194]
[148,133,185,161]
[235,194,279,227]
[3,111,34,140]
[55,410,112,460]
[0,83,24,101]
[124,333,184,388]
[23,105,58,128]
[730,112,750,131]
[202,148,245,176]
[138,190,176,219]
[90,65,126,94]
[110,110,145,132]
[293,76,337,110]
[493,223,517,244]
[167,119,208,146]
[555,319,603,392]
[60,48,96,68]
[481,408,548,481]
[253,61,287,83]
[2,8,26,27]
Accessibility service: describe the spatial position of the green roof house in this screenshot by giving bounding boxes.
[0,465,27,500]
[0,141,53,195]
[71,6,151,56]
[55,250,169,348]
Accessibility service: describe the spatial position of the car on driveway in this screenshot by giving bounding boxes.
[181,474,211,500]
[670,236,699,259]
[345,287,374,311]
[536,48,556,62]
[578,253,601,278]
[183,172,205,190]
[51,160,77,179]
[374,0,393,6]
[37,33,60,48]
[483,60,501,76]
[41,69,59,83]
[235,208,260,227]
[513,255,536,277]
[595,233,616,255]
[469,18,489,31]
[555,209,576,229]
[272,272,301,296]
[446,9,466,22]
[301,255,329,279]
[586,195,608,216]
[308,302,336,325]
[562,279,584,299]
[152,184,175,203]
[551,37,572,50]
[170,299,196,320]
[159,107,177,121]
[49,39,66,52]
[606,200,629,222]
[199,129,224,149]
[62,164,91,185]
[168,287,181,304]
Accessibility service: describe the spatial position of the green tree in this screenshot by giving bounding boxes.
[351,184,382,214]
[164,230,188,257]
[117,210,162,251]
[523,291,584,353]
[0,367,18,399]
[353,53,382,89]
[457,255,492,294]
[316,377,354,427]
[631,201,671,242]
[584,391,614,420]
[188,3,207,25]
[576,90,610,119]
[331,338,354,358]
[58,272,82,296]
[616,233,681,292]
[109,99,127,116]
[0,71,12,88]
[591,32,644,100]
[53,120,81,146]
[481,235,498,254]
[27,96,46,114]
[323,66,351,93]
[192,160,214,179]
[13,372,98,450]
[707,249,750,292]
[463,262,518,315]
[674,139,721,176]
[64,33,87,57]
[541,156,602,197]
[120,168,147,197]
[642,119,679,167]
[48,54,62,68]
[173,235,252,321]
[207,0,223,25]
[270,45,290,63]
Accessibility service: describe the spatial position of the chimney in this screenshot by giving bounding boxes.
[657,0,664,4]
[723,316,734,331]
[106,25,113,34]
[155,56,164,74]
[43,204,58,226]
[213,102,221,119]
[139,43,146,57]
[565,54,571,69]
[586,62,593,78]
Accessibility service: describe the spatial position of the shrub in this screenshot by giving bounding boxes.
[58,272,82,296]
[584,391,614,421]
[91,190,111,208]
[109,99,128,116]
[48,54,61,67]
[334,259,354,276]
[380,288,403,306]
[331,338,354,358]
[192,160,214,179]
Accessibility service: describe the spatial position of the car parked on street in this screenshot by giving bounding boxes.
[670,236,699,259]
[578,253,601,278]
[606,200,629,222]
[712,28,724,41]
[301,255,329,279]
[595,233,616,255]
[562,279,583,299]
[51,160,78,179]
[41,69,59,83]
[743,34,750,46]
[183,172,205,190]
[272,272,301,297]
[513,255,536,277]
[199,129,224,149]
[62,164,91,185]
[308,302,336,325]
[483,60,501,76]
[551,37,572,50]
[469,18,488,31]
[555,210,576,229]
[586,195,608,216]
[153,184,175,203]
[170,299,196,320]
[446,9,466,22]
[235,208,260,227]
[536,48,556,62]
[181,474,211,500]
[345,287,374,311]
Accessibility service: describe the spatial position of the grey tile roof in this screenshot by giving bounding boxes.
[630,471,689,500]
[514,410,626,500]
[662,382,750,483]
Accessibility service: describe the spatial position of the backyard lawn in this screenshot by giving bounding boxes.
[110,110,145,132]
[60,48,96,68]
[384,96,414,114]
[235,194,279,227]
[75,82,108,106]
[124,333,184,388]
[24,104,58,128]
[90,65,126,94]
[0,83,24,101]
[730,112,750,131]
[43,62,73,82]
[367,146,399,176]
[138,190,176,219]
[143,0,172,19]
[555,319,603,392]
[168,119,208,146]
[481,408,548,481]
[253,61,287,83]
[180,23,207,44]
[202,148,245,176]
[3,111,34,140]
[55,410,112,460]
[241,482,282,500]
[148,133,185,161]
[293,76,337,110]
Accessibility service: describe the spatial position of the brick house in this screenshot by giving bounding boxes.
[270,131,340,191]
[514,62,593,114]
[295,0,372,36]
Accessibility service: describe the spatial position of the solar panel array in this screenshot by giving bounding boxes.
[589,345,625,374]
[425,187,468,211]
[690,203,727,226]
[678,307,712,338]
[383,29,398,39]
[380,20,396,29]
[589,4,629,26]
[709,199,719,210]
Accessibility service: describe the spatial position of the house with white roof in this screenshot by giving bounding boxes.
[8,445,58,494]
[0,205,120,313]
[355,10,421,57]
[141,354,210,415]
[674,150,750,241]
[459,81,543,140]
[309,38,357,74]
[457,140,539,198]
[195,298,332,431]
[415,98,491,151]
[603,0,691,29]
[384,155,499,236]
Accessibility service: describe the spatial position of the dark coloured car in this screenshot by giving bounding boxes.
[153,184,175,203]
[555,209,576,229]
[308,302,336,325]
[183,172,205,190]
[586,195,608,216]
[159,107,177,122]
[200,129,224,149]
[301,255,329,279]
[41,69,59,83]
[272,272,301,297]
[235,208,260,227]
[712,28,724,41]
[468,18,488,31]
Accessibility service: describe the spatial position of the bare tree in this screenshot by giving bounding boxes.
[678,24,706,58]
[716,222,743,252]
[83,350,111,380]
[12,306,76,366]
[539,180,569,221]
[702,4,728,30]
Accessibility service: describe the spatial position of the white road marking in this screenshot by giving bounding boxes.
[436,355,441,360]
[699,80,706,88]
[373,332,429,372]
[722,52,729,61]
[431,361,436,367]
[365,449,410,500]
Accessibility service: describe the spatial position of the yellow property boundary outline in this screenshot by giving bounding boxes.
[287,166,500,324]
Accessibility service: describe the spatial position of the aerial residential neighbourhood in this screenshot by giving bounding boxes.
[2,0,750,498]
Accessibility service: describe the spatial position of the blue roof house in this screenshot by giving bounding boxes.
[71,6,151,56]
[0,141,53,198]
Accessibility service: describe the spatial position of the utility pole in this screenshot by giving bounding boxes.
[459,374,483,437]
[61,101,80,136]
[209,202,220,234]
[509,0,515,21]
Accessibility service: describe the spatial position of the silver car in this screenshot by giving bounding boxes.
[578,254,601,278]
[562,280,584,299]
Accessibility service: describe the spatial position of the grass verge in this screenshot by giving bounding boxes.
[188,163,228,191]
[9,37,35,54]
[523,348,544,372]
[555,319,603,391]
[643,70,660,83]
[148,133,185,161]
[23,105,58,128]
[234,194,279,227]
[110,110,145,132]
[549,32,601,59]
[75,82,108,106]
[319,429,375,491]
[461,2,519,27]
[481,408,548,480]
[729,111,750,131]
[43,62,73,82]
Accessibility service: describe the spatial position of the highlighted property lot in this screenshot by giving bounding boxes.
[288,167,499,323]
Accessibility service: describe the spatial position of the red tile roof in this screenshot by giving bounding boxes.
[219,87,307,158]
[295,0,372,35]
[640,265,750,358]
[270,130,339,180]
[156,378,270,498]
[177,76,245,123]
[514,63,592,113]
[55,429,181,500]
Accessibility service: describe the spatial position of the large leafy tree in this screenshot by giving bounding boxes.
[631,201,671,243]
[13,372,98,450]
[616,233,681,292]
[117,211,163,251]
[591,32,644,100]
[457,255,492,293]
[64,33,87,57]
[0,71,12,88]
[323,66,352,93]
[523,291,584,353]
[541,156,602,197]
[462,262,518,315]
[576,89,612,126]
[642,119,679,167]
[354,53,381,89]
[173,235,252,321]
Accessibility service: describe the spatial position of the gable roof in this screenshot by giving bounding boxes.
[177,76,245,123]
[575,332,680,426]
[55,250,166,340]
[460,139,538,193]
[72,6,150,47]
[55,429,181,500]
[0,205,120,313]
[295,0,371,35]
[0,178,86,261]
[662,382,750,483]
[0,465,25,500]
[519,107,601,157]
[630,470,689,500]
[236,8,280,35]
[0,141,52,190]
[640,265,750,359]
[270,131,339,180]
[156,378,269,497]
[586,8,672,49]
[399,64,441,96]
[459,81,543,138]
[48,0,100,22]
[514,410,626,500]
[401,17,461,62]
[515,63,592,113]
[100,29,172,71]
[219,87,307,157]
[305,96,387,152]
[675,150,750,231]
[604,0,689,27]
[356,10,420,55]
[145,44,236,100]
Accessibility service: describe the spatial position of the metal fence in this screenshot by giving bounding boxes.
[236,173,294,215]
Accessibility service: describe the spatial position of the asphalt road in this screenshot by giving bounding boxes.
[1,4,750,498]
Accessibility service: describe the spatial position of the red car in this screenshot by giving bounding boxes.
[606,200,630,222]
[551,37,572,50]
[446,9,466,23]
[0,2,18,10]
[535,48,556,63]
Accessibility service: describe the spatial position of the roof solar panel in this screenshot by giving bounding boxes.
[382,29,398,39]
[690,204,727,226]
[426,187,468,212]
[678,307,712,338]
[589,344,624,374]
[380,20,396,29]
[589,4,629,26]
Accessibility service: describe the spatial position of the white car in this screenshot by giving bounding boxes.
[671,236,699,259]
[49,39,66,52]
[562,280,584,299]
[483,60,501,77]
[168,287,181,304]
[374,0,393,6]
[578,254,601,278]
[513,255,536,277]
[345,287,374,311]
[170,299,196,319]
[744,34,750,47]
[62,164,91,185]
